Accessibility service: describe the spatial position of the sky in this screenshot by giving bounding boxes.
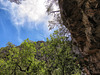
[0,0,58,47]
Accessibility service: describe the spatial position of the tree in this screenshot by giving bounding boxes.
[40,30,80,75]
[0,32,80,75]
[0,39,46,75]
[6,42,15,48]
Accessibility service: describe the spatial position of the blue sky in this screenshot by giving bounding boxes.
[0,0,57,47]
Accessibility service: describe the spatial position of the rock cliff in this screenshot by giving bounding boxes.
[58,0,100,75]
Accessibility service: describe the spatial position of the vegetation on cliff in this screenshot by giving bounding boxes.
[3,0,100,75]
[0,30,80,75]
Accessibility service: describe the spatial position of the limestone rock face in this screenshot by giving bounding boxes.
[58,0,100,75]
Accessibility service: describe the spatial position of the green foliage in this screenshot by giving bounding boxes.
[39,30,80,75]
[6,42,15,48]
[0,31,80,75]
[0,39,46,75]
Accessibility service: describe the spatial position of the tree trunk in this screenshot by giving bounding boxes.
[48,70,52,75]
[62,65,65,75]
[58,0,100,75]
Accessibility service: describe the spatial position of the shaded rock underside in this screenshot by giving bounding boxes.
[58,0,100,75]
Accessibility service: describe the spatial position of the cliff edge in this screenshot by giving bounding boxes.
[58,0,100,75]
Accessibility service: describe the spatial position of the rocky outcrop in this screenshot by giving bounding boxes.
[58,0,100,75]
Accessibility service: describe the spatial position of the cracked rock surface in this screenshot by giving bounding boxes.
[58,0,100,75]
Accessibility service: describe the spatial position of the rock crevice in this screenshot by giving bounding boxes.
[58,0,100,74]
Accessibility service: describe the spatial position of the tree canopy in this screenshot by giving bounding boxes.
[0,30,80,75]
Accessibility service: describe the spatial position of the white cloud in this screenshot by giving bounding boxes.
[16,0,47,22]
[0,0,59,28]
[1,0,48,26]
[0,0,58,42]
